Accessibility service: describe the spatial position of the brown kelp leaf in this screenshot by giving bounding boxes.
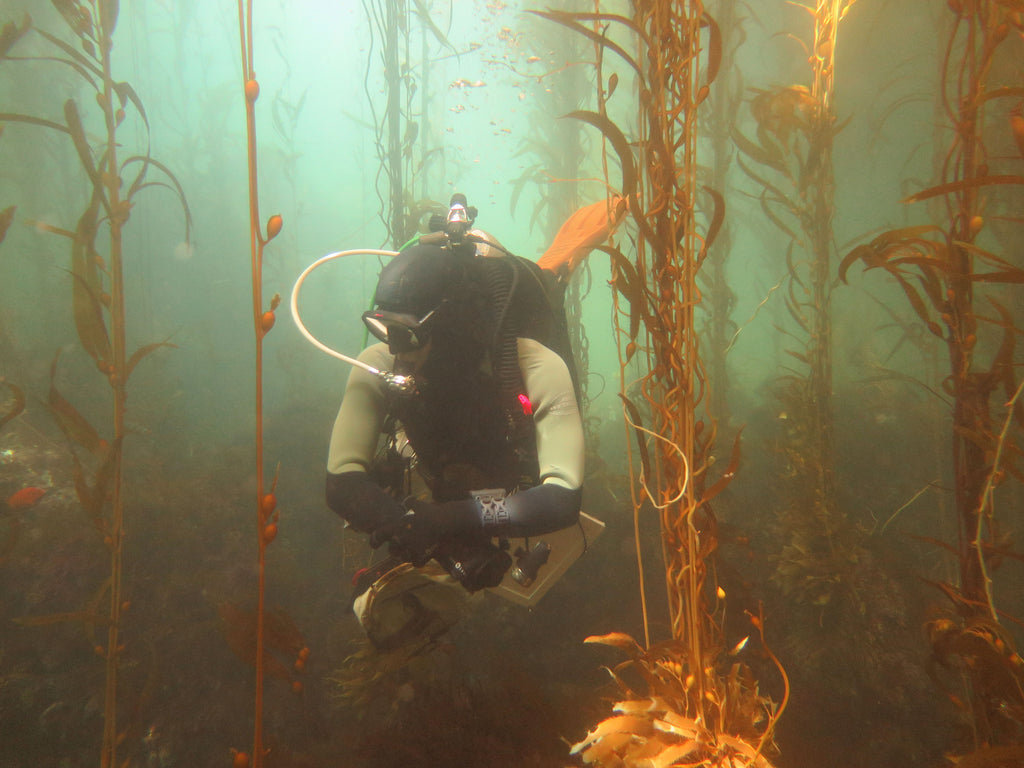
[618,394,652,480]
[607,71,619,99]
[759,188,801,244]
[71,444,116,531]
[570,715,653,755]
[913,264,947,313]
[67,194,110,364]
[701,427,743,503]
[81,437,122,523]
[784,348,809,365]
[33,27,102,84]
[0,13,31,60]
[83,577,113,648]
[402,120,419,156]
[645,738,700,767]
[411,0,454,52]
[0,379,26,431]
[890,271,935,328]
[955,240,1020,271]
[969,269,1024,284]
[603,244,642,310]
[265,606,306,656]
[869,224,942,250]
[47,352,104,456]
[72,453,102,528]
[580,730,633,764]
[701,12,722,87]
[122,156,191,242]
[51,0,88,36]
[537,9,649,41]
[529,10,644,77]
[903,175,1024,204]
[508,165,540,217]
[886,254,952,275]
[99,0,118,37]
[566,110,639,204]
[754,122,790,178]
[698,186,725,263]
[732,128,788,175]
[112,81,149,133]
[0,111,71,134]
[585,631,645,654]
[0,205,15,246]
[217,601,259,668]
[838,244,876,283]
[125,341,177,383]
[603,242,643,352]
[67,266,111,365]
[24,220,75,239]
[986,300,1017,406]
[782,303,808,339]
[217,601,299,682]
[63,99,101,188]
[735,156,797,224]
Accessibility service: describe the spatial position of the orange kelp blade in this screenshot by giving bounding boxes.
[537,195,628,277]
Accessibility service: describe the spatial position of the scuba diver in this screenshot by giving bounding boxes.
[315,193,626,649]
[325,194,585,645]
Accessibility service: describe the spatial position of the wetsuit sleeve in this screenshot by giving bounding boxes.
[325,344,404,532]
[439,338,585,538]
[518,337,585,492]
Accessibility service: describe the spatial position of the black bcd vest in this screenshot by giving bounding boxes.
[377,253,577,502]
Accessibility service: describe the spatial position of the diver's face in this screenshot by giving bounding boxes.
[393,339,432,375]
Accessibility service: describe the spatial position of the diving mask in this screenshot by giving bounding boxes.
[362,306,438,354]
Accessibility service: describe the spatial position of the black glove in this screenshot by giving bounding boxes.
[370,497,477,567]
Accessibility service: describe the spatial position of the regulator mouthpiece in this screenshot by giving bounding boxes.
[380,371,418,398]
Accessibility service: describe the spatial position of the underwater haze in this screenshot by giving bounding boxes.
[1,0,1023,767]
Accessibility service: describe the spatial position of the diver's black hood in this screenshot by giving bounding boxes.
[374,242,475,317]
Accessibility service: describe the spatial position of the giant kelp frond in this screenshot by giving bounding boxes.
[1,3,191,765]
[571,632,780,767]
[527,10,646,77]
[840,0,1024,753]
[0,13,31,59]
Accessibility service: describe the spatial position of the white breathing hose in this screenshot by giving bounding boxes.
[289,248,398,377]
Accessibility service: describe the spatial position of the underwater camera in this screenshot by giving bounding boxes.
[438,538,552,592]
[436,538,512,593]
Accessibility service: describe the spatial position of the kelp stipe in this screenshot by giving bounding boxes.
[233,2,303,766]
[840,0,1024,755]
[363,0,451,245]
[537,2,784,764]
[701,0,744,430]
[0,5,190,766]
[734,0,863,614]
[0,379,27,562]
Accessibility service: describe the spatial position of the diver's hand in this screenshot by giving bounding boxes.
[374,497,474,567]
